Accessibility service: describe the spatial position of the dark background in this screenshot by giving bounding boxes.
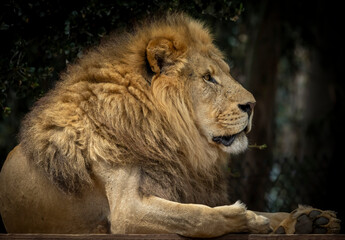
[1,0,344,233]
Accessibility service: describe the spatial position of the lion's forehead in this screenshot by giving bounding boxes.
[187,48,229,76]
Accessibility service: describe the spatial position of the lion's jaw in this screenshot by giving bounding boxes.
[199,109,253,154]
[212,129,249,154]
[211,106,254,154]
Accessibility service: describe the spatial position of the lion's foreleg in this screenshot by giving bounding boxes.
[112,194,272,237]
[95,165,271,237]
[133,196,272,237]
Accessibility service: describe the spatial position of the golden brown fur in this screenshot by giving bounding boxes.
[0,13,340,235]
[19,13,232,204]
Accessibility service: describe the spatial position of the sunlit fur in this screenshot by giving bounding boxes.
[19,13,254,205]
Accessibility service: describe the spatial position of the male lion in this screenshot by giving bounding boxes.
[0,13,340,236]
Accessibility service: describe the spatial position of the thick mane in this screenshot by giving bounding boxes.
[19,13,229,205]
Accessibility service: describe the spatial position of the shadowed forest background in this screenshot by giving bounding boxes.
[1,0,344,233]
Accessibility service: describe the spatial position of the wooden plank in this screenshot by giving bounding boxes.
[0,234,248,240]
[249,234,345,240]
[0,234,344,240]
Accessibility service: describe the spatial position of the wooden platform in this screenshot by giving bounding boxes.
[0,234,344,240]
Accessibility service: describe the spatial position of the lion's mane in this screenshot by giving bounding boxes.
[19,13,229,206]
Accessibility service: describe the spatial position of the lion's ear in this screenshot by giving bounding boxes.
[146,37,186,74]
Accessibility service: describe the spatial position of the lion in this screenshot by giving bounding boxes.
[0,13,340,236]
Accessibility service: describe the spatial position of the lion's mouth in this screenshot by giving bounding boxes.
[212,134,238,147]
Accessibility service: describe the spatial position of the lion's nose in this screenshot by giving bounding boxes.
[238,102,256,117]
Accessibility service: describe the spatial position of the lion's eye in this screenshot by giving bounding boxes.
[203,74,218,84]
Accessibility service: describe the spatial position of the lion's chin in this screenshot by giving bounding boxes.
[213,131,248,154]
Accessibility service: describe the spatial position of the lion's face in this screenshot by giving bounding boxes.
[146,31,255,155]
[185,52,256,154]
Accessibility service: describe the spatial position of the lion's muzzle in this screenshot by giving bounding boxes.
[212,102,255,148]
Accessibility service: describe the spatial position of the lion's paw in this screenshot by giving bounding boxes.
[274,205,341,234]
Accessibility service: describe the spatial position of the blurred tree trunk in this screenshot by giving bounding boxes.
[300,5,345,224]
[241,0,282,211]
